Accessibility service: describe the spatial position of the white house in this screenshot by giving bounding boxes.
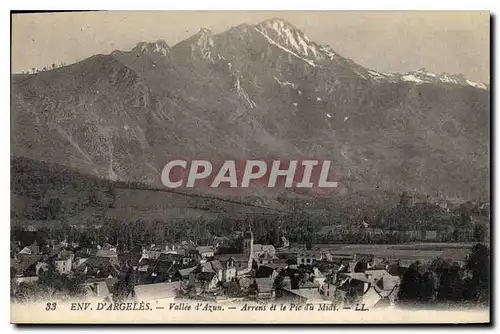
[196,246,215,259]
[54,252,74,275]
[297,250,322,266]
[222,257,237,282]
[253,244,276,258]
[141,245,165,260]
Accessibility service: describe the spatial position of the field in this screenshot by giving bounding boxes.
[291,243,484,263]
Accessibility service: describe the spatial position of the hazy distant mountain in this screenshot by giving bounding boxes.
[11,18,490,202]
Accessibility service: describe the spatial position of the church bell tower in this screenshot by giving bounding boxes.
[243,223,254,268]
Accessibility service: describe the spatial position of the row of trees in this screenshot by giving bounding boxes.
[12,213,286,253]
[313,224,488,245]
[19,62,67,75]
[11,263,87,303]
[398,243,490,307]
[12,155,489,249]
[12,182,489,253]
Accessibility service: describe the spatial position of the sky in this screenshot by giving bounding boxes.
[11,11,490,83]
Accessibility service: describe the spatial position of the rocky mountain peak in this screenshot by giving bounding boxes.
[11,18,490,204]
[254,17,321,61]
[132,40,170,56]
[171,27,215,61]
[399,68,487,89]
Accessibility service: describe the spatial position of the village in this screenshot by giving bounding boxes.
[13,218,479,310]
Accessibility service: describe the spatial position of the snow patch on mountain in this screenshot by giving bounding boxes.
[107,152,117,181]
[439,74,456,84]
[466,80,487,90]
[190,28,215,61]
[396,68,488,90]
[368,70,389,81]
[152,43,169,56]
[135,41,170,56]
[254,26,316,67]
[53,124,93,164]
[257,18,320,60]
[273,76,298,89]
[234,76,257,108]
[320,45,337,60]
[416,69,437,77]
[402,74,425,83]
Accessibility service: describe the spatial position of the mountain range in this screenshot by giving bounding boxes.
[11,18,490,209]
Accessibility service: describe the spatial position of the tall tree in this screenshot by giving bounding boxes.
[465,243,490,304]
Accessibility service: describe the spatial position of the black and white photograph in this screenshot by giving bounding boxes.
[9,10,491,324]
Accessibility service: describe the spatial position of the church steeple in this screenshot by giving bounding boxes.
[243,222,254,267]
[244,222,253,239]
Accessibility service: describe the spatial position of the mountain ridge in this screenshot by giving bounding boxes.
[11,17,490,205]
[123,18,489,89]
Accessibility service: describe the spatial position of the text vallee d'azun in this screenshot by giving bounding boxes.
[161,159,339,189]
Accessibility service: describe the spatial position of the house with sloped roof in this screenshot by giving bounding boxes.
[151,261,187,283]
[96,244,118,258]
[189,260,225,291]
[255,265,279,279]
[253,244,276,258]
[359,272,400,308]
[157,252,194,267]
[248,277,275,299]
[262,259,288,271]
[54,250,74,275]
[196,246,215,259]
[157,253,183,263]
[136,257,157,273]
[196,271,219,292]
[174,266,197,281]
[347,260,369,273]
[82,278,116,301]
[331,269,400,307]
[11,254,43,277]
[297,249,322,266]
[328,271,371,305]
[221,257,237,282]
[18,241,40,255]
[213,236,231,249]
[141,244,169,260]
[75,247,98,258]
[217,254,250,274]
[314,258,341,276]
[75,256,119,278]
[256,252,278,266]
[44,244,64,260]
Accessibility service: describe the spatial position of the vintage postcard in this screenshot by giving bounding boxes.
[10,10,490,324]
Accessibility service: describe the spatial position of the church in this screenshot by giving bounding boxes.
[218,224,277,277]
